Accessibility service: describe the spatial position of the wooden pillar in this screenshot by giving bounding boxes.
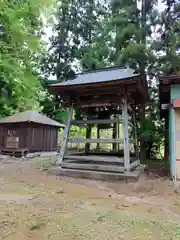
[85,124,92,154]
[122,98,130,171]
[56,106,73,165]
[117,123,120,152]
[132,111,139,160]
[112,115,119,151]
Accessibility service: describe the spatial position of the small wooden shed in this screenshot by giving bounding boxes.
[0,111,65,154]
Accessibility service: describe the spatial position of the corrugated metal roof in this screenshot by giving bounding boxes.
[0,111,65,127]
[52,66,139,87]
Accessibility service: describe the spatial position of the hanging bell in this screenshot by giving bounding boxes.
[98,110,112,129]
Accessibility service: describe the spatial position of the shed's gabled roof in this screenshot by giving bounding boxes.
[0,111,65,127]
[52,66,139,87]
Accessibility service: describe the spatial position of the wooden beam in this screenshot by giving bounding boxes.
[74,86,127,96]
[71,119,127,125]
[64,155,124,163]
[61,162,125,173]
[67,138,123,143]
[56,106,73,165]
[122,98,130,171]
[80,102,122,108]
[66,151,85,155]
[51,78,137,92]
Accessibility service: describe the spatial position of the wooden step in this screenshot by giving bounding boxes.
[48,165,144,182]
[64,154,124,163]
[61,162,125,173]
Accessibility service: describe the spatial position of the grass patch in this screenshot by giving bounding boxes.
[34,156,56,171]
[28,218,46,231]
[142,159,170,177]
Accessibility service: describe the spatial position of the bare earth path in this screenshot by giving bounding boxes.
[0,158,180,239]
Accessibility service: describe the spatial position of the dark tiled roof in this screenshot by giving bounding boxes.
[0,111,65,127]
[160,74,180,82]
[51,66,139,87]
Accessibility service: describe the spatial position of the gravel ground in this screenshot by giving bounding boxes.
[0,157,180,240]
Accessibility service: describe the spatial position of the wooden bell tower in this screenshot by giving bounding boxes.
[50,66,147,174]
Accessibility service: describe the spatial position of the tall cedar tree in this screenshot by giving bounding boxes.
[42,0,108,122]
[110,0,158,160]
[158,0,180,159]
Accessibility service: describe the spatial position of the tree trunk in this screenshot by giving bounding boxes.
[140,104,146,162]
[140,0,147,162]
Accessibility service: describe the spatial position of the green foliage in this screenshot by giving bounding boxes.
[151,0,180,75]
[138,115,164,159]
[0,0,51,117]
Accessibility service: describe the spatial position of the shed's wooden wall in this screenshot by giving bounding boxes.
[28,123,58,152]
[0,122,59,152]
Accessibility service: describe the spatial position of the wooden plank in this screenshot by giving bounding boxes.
[64,155,124,163]
[61,162,125,173]
[56,106,73,165]
[52,78,137,91]
[67,138,134,144]
[71,119,120,125]
[122,98,130,171]
[81,102,121,108]
[66,151,85,155]
[71,119,134,127]
[1,148,28,152]
[67,138,123,143]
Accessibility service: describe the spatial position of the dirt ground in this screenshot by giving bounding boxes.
[0,158,180,240]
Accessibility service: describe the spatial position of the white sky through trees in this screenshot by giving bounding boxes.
[42,0,166,80]
[43,0,165,43]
